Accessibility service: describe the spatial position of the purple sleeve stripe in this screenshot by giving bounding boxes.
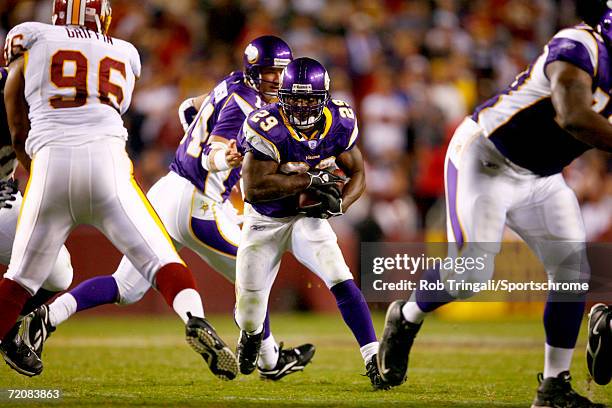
[545,38,596,78]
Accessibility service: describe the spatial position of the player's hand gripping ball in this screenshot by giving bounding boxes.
[299,168,347,218]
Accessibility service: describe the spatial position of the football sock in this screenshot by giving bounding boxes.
[330,280,377,347]
[258,333,279,370]
[402,301,428,324]
[48,293,77,327]
[360,341,380,365]
[172,289,204,323]
[544,343,573,378]
[543,299,584,349]
[543,299,584,377]
[48,276,120,327]
[415,267,455,313]
[0,288,57,343]
[0,278,32,341]
[73,275,119,312]
[20,289,58,317]
[155,263,203,323]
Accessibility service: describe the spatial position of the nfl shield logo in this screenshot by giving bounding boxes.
[308,140,318,150]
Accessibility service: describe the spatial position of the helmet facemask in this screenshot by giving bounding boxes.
[278,90,329,130]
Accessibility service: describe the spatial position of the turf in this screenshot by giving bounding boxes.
[0,313,610,407]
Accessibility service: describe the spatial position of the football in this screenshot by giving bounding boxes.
[298,168,347,208]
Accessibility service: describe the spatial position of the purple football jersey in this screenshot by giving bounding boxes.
[170,71,263,202]
[471,25,608,176]
[239,99,359,218]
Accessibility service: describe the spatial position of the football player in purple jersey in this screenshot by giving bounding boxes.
[13,36,315,381]
[378,1,612,406]
[235,57,388,389]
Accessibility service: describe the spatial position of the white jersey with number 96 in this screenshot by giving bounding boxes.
[3,22,140,157]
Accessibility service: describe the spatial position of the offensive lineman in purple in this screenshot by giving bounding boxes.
[470,17,612,175]
[377,2,612,406]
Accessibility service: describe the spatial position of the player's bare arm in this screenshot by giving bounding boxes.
[336,146,365,213]
[4,58,30,172]
[242,152,309,202]
[547,60,612,152]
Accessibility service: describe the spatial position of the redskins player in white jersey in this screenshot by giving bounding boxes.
[0,66,73,377]
[0,0,239,380]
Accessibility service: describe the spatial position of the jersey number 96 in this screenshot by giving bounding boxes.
[49,50,126,110]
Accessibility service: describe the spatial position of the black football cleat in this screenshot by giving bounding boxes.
[531,371,606,408]
[0,322,43,377]
[378,300,422,386]
[21,305,55,358]
[236,329,264,375]
[365,354,390,390]
[185,313,238,381]
[258,343,316,381]
[587,303,612,386]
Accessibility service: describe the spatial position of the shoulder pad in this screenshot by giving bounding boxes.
[3,22,44,64]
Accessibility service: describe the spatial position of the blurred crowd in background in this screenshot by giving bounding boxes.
[1,0,611,242]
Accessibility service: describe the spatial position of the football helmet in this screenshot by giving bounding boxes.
[597,9,612,43]
[278,57,330,130]
[52,0,112,35]
[244,36,292,92]
[577,0,612,27]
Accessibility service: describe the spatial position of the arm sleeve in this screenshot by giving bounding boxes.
[545,29,599,78]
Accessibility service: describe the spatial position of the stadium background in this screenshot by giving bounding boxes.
[0,0,610,316]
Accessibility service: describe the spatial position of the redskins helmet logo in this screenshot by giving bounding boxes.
[245,44,259,64]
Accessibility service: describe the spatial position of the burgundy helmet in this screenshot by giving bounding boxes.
[52,0,112,34]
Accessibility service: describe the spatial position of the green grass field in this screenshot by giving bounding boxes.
[0,313,611,407]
